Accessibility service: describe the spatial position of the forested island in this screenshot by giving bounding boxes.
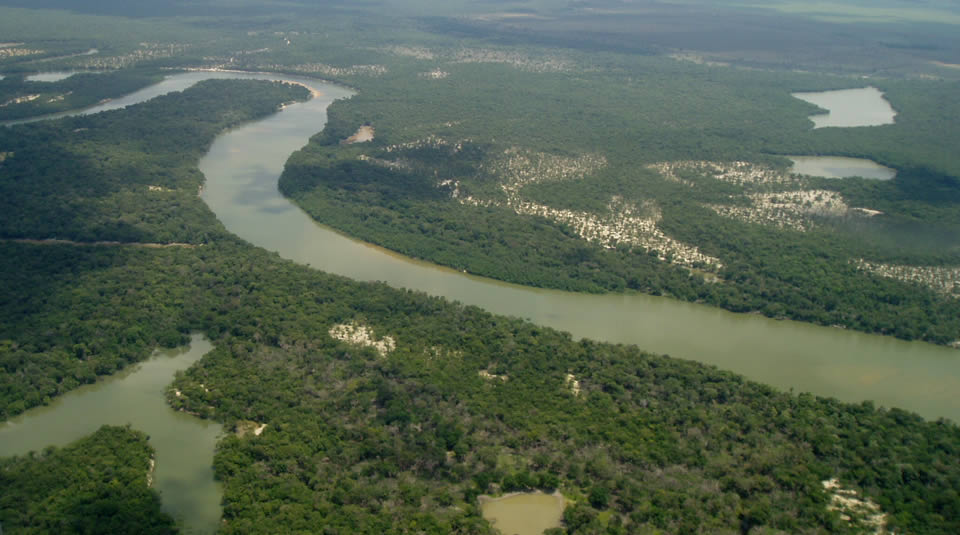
[1,0,960,534]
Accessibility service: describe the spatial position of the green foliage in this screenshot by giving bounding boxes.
[0,425,176,534]
[0,78,307,244]
[0,4,959,534]
[0,70,163,121]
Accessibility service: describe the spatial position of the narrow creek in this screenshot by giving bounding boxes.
[0,335,222,534]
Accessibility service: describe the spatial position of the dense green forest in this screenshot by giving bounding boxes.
[278,59,960,344]
[1,1,960,534]
[0,69,162,121]
[0,79,307,416]
[2,231,960,533]
[0,425,176,534]
[0,78,307,244]
[0,83,955,532]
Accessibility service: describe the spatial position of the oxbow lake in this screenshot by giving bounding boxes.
[792,87,897,128]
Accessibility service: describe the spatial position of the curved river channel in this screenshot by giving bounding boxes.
[2,71,959,533]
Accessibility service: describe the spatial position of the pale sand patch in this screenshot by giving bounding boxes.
[822,479,888,534]
[80,42,187,69]
[648,160,798,187]
[380,46,435,60]
[564,374,581,397]
[855,259,960,298]
[487,147,607,189]
[328,322,396,356]
[507,196,722,269]
[1,94,40,107]
[709,189,850,231]
[419,69,449,79]
[454,149,719,269]
[147,457,156,487]
[470,12,550,21]
[257,62,387,77]
[668,52,730,68]
[479,370,508,382]
[451,48,571,73]
[235,420,268,438]
[343,125,375,144]
[358,154,410,171]
[931,61,960,70]
[0,47,42,58]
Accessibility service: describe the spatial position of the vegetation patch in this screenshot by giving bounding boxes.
[855,259,960,298]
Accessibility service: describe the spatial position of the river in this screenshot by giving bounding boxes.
[196,73,960,424]
[8,70,959,420]
[3,70,959,534]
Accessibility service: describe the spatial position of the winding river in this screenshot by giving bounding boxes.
[196,73,960,424]
[3,70,959,533]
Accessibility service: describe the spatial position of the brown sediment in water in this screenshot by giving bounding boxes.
[479,491,567,535]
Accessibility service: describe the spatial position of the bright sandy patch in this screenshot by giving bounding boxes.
[344,125,375,144]
[419,69,449,79]
[452,48,571,73]
[1,94,40,107]
[709,189,849,231]
[235,420,268,438]
[479,370,508,382]
[451,149,720,269]
[649,160,799,187]
[328,322,396,356]
[855,259,960,298]
[822,479,888,533]
[564,374,581,397]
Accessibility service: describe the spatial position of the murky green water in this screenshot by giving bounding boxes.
[4,70,959,535]
[197,77,960,424]
[480,493,565,535]
[792,87,897,128]
[788,155,896,180]
[0,335,222,534]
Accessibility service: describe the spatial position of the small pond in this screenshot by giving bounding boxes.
[480,492,566,535]
[788,155,896,180]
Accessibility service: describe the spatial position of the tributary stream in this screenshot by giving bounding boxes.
[2,71,959,534]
